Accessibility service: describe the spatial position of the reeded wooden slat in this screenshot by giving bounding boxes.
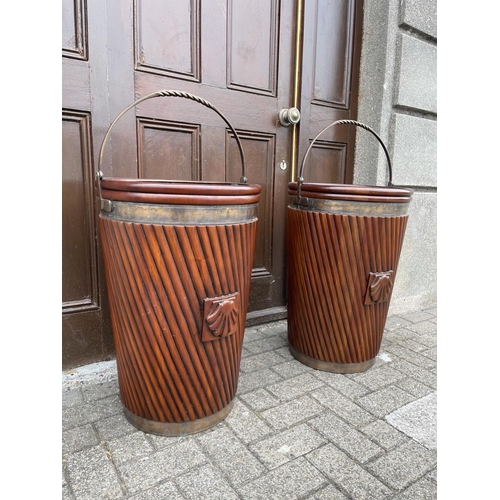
[150,225,221,414]
[287,206,410,372]
[104,220,170,421]
[99,215,258,427]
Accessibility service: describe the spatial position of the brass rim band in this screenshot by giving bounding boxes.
[100,201,259,225]
[123,400,234,437]
[289,345,376,374]
[288,198,410,217]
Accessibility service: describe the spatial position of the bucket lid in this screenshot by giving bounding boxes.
[288,182,413,204]
[100,178,261,205]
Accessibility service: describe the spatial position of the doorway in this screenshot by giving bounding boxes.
[62,0,364,369]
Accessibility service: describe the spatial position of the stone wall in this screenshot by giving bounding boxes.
[355,0,437,314]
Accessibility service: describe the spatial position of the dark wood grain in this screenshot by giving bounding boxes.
[287,185,411,372]
[99,211,258,427]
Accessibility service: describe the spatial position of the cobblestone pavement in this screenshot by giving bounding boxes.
[62,305,437,500]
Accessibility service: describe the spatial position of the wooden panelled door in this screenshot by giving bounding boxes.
[62,0,364,369]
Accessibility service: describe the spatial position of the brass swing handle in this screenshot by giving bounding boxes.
[296,119,393,204]
[95,90,248,207]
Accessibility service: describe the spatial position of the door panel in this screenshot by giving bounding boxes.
[135,0,201,82]
[62,0,363,369]
[137,119,201,180]
[62,111,97,310]
[131,0,293,321]
[227,0,280,95]
[297,0,363,184]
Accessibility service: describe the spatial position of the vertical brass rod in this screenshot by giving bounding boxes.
[290,0,304,182]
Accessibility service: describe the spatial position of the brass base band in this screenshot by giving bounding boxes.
[123,400,234,437]
[289,345,376,374]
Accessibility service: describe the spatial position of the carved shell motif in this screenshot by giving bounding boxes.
[365,271,393,305]
[206,299,239,337]
[202,292,240,342]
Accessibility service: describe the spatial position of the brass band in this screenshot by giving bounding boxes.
[289,198,410,217]
[100,201,259,225]
[289,345,376,374]
[123,401,234,437]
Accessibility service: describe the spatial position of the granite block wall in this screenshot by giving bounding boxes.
[356,0,437,314]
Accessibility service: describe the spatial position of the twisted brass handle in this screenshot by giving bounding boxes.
[96,90,247,206]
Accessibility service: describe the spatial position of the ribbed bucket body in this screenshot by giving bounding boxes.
[287,182,412,373]
[99,179,260,435]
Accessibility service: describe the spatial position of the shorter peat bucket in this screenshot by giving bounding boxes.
[287,120,413,374]
[95,90,261,435]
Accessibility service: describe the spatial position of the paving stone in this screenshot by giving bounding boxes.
[65,445,124,500]
[398,310,435,323]
[244,336,288,355]
[62,483,73,500]
[383,326,419,343]
[306,444,392,500]
[62,465,72,500]
[81,380,120,402]
[351,364,406,391]
[366,440,437,491]
[270,359,312,379]
[310,386,375,426]
[196,424,265,487]
[94,413,137,441]
[240,346,252,358]
[107,432,155,465]
[128,481,185,500]
[175,464,239,499]
[62,395,123,431]
[260,395,325,430]
[224,399,272,444]
[426,467,437,484]
[266,373,325,401]
[415,333,437,349]
[249,423,327,469]
[385,344,436,370]
[62,424,100,455]
[391,360,437,389]
[391,478,437,499]
[308,413,383,463]
[397,337,430,353]
[420,346,437,361]
[118,440,207,495]
[236,368,283,395]
[424,306,437,316]
[257,320,288,336]
[359,419,409,450]
[307,483,350,500]
[62,388,84,409]
[395,377,434,398]
[386,392,437,450]
[405,320,437,335]
[147,434,190,451]
[62,307,438,500]
[238,389,280,412]
[356,386,416,418]
[240,351,287,373]
[237,457,327,499]
[311,371,371,399]
[384,316,413,331]
[274,346,295,361]
[242,327,266,344]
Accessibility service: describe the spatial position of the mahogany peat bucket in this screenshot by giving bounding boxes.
[95,91,261,435]
[287,120,413,374]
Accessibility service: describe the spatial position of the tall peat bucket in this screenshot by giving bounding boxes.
[287,120,413,374]
[95,91,261,435]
